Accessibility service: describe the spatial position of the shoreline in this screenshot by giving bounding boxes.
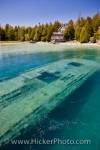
[0,41,100,54]
[0,41,28,45]
[0,41,100,46]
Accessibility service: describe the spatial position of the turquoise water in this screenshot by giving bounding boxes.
[0,43,100,150]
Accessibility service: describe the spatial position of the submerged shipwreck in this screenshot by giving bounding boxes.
[0,58,99,145]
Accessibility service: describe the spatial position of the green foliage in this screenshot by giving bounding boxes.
[0,26,6,40]
[64,20,75,40]
[85,17,93,37]
[75,26,82,41]
[4,24,15,40]
[80,26,90,43]
[53,21,61,31]
[30,27,36,41]
[92,13,100,32]
[34,29,40,41]
[80,19,93,43]
[18,27,25,41]
[75,17,85,41]
[0,13,100,43]
[0,21,61,42]
[96,28,100,40]
[75,14,100,43]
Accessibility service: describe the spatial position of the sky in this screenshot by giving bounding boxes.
[0,0,100,26]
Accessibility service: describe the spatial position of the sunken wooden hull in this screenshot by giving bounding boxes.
[0,58,99,145]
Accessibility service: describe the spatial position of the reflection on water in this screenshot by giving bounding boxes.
[0,44,100,150]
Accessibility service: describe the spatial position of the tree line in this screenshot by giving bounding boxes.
[64,13,100,43]
[0,21,61,42]
[0,13,100,43]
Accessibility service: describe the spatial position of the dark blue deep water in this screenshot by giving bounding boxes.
[0,43,100,150]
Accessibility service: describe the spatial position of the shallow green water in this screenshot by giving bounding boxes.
[0,43,100,150]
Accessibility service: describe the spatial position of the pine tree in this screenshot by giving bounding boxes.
[30,28,36,41]
[0,13,100,43]
[75,17,85,41]
[64,20,75,40]
[18,27,25,41]
[80,26,90,43]
[96,27,100,40]
[53,21,61,31]
[92,13,100,32]
[34,29,41,41]
[14,26,18,41]
[0,26,6,40]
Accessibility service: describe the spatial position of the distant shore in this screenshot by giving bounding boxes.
[0,41,100,54]
[56,41,100,48]
[0,41,28,45]
[0,41,100,46]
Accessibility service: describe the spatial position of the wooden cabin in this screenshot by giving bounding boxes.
[51,24,66,43]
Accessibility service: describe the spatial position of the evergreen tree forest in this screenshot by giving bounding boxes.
[64,13,100,43]
[0,21,61,42]
[0,13,100,43]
